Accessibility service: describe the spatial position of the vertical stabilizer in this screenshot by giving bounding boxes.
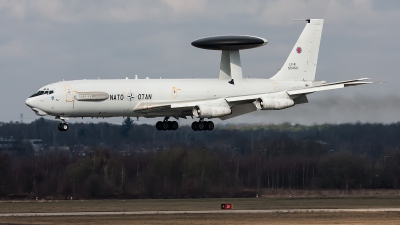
[270,19,323,81]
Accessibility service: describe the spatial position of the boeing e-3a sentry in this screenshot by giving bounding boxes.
[25,19,372,132]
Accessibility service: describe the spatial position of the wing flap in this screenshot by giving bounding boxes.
[133,99,220,114]
[344,81,373,87]
[133,102,171,111]
[225,94,260,102]
[287,83,345,95]
[219,102,257,120]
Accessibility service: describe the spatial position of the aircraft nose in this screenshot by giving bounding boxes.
[25,98,32,107]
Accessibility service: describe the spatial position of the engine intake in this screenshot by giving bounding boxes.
[193,105,232,118]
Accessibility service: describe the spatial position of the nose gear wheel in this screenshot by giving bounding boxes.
[58,123,68,131]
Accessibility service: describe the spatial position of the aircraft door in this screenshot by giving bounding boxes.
[273,83,280,92]
[63,85,74,108]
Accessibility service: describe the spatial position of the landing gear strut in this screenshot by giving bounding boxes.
[56,116,69,132]
[155,117,179,131]
[192,120,214,131]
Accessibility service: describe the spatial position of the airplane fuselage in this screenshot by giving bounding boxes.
[25,78,308,118]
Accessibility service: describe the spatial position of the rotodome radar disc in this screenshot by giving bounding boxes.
[191,35,267,51]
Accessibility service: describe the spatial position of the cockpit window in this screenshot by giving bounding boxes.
[30,91,44,98]
[29,89,55,98]
[29,88,54,98]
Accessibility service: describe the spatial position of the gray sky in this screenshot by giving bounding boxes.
[1,0,399,125]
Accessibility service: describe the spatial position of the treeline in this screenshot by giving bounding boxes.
[0,146,399,199]
[0,119,400,199]
[1,118,400,159]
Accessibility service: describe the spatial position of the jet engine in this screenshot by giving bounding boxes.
[192,99,232,118]
[255,92,295,110]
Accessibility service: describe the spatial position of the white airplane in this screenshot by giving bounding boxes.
[25,19,372,132]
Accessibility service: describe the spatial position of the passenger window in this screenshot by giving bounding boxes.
[49,90,54,94]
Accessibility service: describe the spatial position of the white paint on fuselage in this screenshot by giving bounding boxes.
[26,78,306,118]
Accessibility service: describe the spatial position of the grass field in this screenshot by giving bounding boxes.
[1,196,400,224]
[1,212,400,225]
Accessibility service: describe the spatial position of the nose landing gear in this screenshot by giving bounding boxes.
[56,116,69,132]
[58,123,68,131]
[192,120,214,131]
[155,117,179,131]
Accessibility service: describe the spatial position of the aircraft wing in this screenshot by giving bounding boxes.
[286,78,372,96]
[224,78,373,102]
[133,78,373,118]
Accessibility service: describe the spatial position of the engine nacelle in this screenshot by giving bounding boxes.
[192,99,232,118]
[193,105,232,118]
[256,97,294,110]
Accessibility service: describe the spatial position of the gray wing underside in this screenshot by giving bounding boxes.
[133,98,258,119]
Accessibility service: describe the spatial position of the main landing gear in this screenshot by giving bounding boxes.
[191,120,214,131]
[154,117,214,131]
[156,117,179,131]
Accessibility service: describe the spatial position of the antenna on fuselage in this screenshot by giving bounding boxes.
[292,19,311,23]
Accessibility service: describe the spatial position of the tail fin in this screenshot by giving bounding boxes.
[270,19,323,81]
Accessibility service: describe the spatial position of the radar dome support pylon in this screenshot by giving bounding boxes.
[219,50,242,82]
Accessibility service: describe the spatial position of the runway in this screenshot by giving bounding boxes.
[1,208,400,217]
